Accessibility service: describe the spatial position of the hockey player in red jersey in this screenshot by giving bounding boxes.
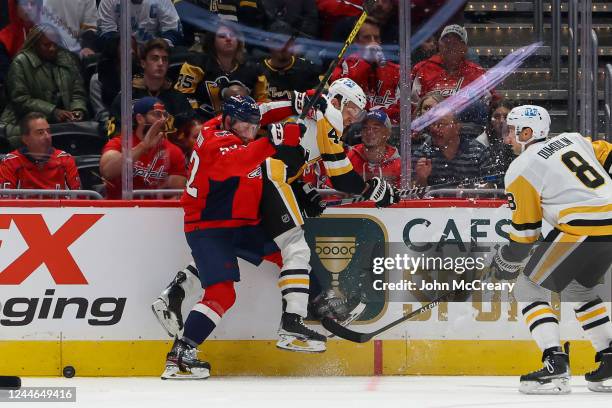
[154,80,399,354]
[161,95,313,379]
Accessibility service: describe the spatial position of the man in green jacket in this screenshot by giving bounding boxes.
[0,23,88,148]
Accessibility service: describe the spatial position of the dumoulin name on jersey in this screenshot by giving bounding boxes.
[505,132,612,242]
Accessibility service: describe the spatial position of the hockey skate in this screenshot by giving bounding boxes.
[161,339,210,380]
[586,345,612,392]
[277,312,327,353]
[519,345,571,395]
[152,272,186,337]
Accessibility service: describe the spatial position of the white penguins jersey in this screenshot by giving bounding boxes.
[505,132,612,243]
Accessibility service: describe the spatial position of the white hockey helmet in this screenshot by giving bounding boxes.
[328,78,367,111]
[505,105,551,152]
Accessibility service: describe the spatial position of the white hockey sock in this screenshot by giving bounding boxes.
[574,298,612,352]
[278,269,309,318]
[521,301,561,351]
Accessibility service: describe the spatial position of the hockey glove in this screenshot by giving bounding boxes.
[293,90,328,118]
[491,244,525,281]
[363,177,400,208]
[267,122,306,147]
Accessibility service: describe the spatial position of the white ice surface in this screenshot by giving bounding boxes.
[9,376,612,408]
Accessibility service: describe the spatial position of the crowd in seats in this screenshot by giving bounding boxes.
[0,0,511,199]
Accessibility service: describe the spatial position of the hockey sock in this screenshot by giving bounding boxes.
[278,269,310,318]
[182,281,236,345]
[521,301,561,351]
[574,298,612,352]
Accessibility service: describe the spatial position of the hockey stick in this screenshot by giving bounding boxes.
[322,289,458,343]
[324,173,505,207]
[298,0,377,121]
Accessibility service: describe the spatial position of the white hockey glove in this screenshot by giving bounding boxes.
[267,122,306,147]
[491,244,525,281]
[292,90,328,119]
[363,177,400,208]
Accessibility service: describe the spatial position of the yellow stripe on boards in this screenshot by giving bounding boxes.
[1,340,600,377]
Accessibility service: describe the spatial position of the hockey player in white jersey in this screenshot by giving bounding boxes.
[492,105,612,394]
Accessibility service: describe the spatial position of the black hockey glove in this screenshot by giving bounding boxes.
[292,181,326,218]
[363,177,400,208]
[267,122,306,147]
[491,244,525,281]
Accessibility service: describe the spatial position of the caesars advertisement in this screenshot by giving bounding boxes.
[0,203,607,342]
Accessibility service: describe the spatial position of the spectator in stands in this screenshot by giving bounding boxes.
[0,0,42,84]
[330,17,400,123]
[0,24,88,148]
[348,109,401,187]
[97,0,183,47]
[332,0,398,45]
[167,113,201,160]
[100,97,187,199]
[261,22,320,101]
[0,111,81,191]
[412,110,492,187]
[412,35,437,65]
[412,91,443,147]
[411,25,498,111]
[174,21,268,120]
[182,0,265,29]
[476,100,515,175]
[108,38,193,136]
[42,0,97,58]
[263,0,319,39]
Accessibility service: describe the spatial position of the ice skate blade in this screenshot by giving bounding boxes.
[160,365,209,380]
[151,298,182,338]
[519,378,571,395]
[276,335,326,353]
[588,380,612,393]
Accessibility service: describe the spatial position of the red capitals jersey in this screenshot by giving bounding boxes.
[347,144,401,187]
[0,148,81,190]
[331,53,400,123]
[411,54,498,107]
[102,136,186,199]
[182,127,277,232]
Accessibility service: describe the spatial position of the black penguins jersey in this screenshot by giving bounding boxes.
[174,54,268,119]
[261,56,320,101]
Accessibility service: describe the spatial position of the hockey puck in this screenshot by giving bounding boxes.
[62,366,75,378]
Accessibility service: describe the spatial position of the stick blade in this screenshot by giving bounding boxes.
[0,376,21,390]
[322,317,373,343]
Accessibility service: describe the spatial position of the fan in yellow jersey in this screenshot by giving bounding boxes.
[491,105,612,394]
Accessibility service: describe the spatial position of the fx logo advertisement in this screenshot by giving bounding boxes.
[0,214,127,327]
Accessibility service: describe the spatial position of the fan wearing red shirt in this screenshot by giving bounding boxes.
[348,109,400,187]
[411,25,499,110]
[0,112,80,191]
[99,97,187,199]
[330,17,400,123]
